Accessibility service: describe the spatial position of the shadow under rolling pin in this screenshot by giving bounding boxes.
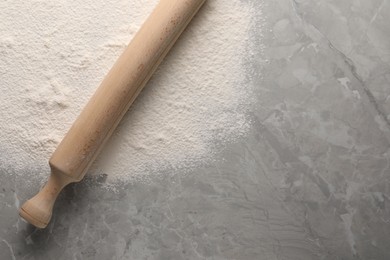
[19,0,206,229]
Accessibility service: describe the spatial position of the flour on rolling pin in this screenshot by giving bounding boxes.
[0,0,258,182]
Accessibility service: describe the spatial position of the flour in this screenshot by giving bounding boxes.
[0,0,254,182]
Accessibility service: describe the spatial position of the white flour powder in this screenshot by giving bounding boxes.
[0,0,254,182]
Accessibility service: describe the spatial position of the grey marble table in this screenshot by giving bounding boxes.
[1,0,390,259]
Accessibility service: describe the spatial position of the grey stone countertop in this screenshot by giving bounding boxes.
[1,0,390,259]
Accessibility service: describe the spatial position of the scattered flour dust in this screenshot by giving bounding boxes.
[0,0,255,182]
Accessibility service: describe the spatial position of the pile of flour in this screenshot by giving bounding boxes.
[0,0,255,182]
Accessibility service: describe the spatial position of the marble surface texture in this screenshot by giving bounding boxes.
[1,0,390,259]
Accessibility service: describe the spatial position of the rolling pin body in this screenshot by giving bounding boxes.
[20,0,206,228]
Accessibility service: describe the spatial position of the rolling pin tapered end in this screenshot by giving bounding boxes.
[19,200,51,229]
[19,172,72,228]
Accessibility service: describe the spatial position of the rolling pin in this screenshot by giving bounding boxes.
[19,0,206,229]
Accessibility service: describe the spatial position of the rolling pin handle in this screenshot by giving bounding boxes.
[19,170,72,228]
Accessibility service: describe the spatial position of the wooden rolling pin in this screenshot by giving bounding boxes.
[19,0,206,228]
